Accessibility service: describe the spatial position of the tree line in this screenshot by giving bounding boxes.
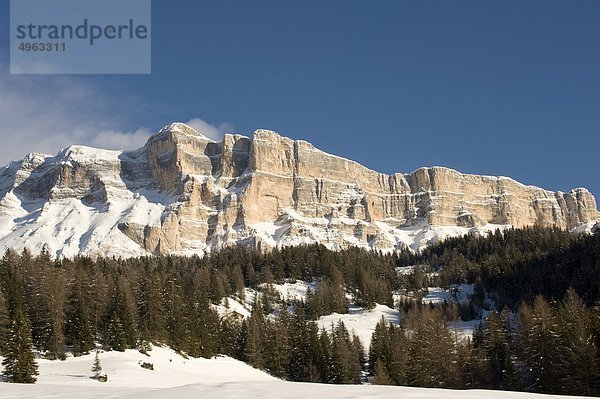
[0,227,598,395]
[370,289,600,396]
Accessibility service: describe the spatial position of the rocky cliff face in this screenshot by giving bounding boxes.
[0,122,597,258]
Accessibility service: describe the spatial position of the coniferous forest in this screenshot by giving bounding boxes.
[0,227,599,395]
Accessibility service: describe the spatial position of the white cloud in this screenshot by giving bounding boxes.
[88,128,153,150]
[184,118,233,141]
[0,63,233,165]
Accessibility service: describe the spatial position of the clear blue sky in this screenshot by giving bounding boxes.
[1,0,599,196]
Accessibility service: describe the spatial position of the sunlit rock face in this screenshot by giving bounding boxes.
[0,122,597,258]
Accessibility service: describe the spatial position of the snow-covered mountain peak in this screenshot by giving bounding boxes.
[0,123,597,258]
[152,122,215,143]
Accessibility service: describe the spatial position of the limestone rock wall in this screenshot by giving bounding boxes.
[0,122,597,257]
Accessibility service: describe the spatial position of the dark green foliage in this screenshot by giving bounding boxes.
[0,289,10,355]
[329,321,362,384]
[245,296,266,368]
[406,307,455,388]
[91,350,102,377]
[135,266,167,346]
[2,305,39,383]
[163,277,190,353]
[287,309,321,382]
[191,294,220,358]
[0,259,38,383]
[64,279,94,356]
[0,227,598,394]
[555,289,600,395]
[304,280,348,319]
[474,309,518,390]
[103,280,137,351]
[403,226,600,308]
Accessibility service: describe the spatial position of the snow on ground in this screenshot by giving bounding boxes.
[317,304,400,349]
[213,288,259,318]
[1,345,593,399]
[250,215,513,254]
[396,265,416,275]
[268,280,314,302]
[449,317,485,338]
[422,284,474,305]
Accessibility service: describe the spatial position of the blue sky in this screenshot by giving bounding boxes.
[0,0,599,196]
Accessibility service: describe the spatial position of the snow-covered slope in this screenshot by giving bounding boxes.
[1,346,593,399]
[317,304,400,349]
[0,122,597,258]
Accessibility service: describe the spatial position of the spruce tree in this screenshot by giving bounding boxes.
[92,350,102,377]
[2,305,39,383]
[245,296,266,368]
[135,268,166,346]
[556,288,600,395]
[479,310,515,389]
[373,360,393,385]
[406,308,454,388]
[91,349,106,382]
[0,289,10,355]
[518,295,560,393]
[64,281,94,356]
[163,277,190,353]
[104,281,136,351]
[264,316,290,378]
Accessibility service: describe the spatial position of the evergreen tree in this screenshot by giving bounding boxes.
[373,360,393,385]
[103,280,136,351]
[518,295,560,393]
[0,289,10,355]
[406,308,454,388]
[245,296,266,368]
[64,280,94,356]
[478,310,516,389]
[163,277,190,353]
[92,349,102,377]
[369,317,391,380]
[135,268,166,346]
[191,293,220,358]
[288,308,320,382]
[555,288,600,395]
[264,314,290,378]
[2,303,38,383]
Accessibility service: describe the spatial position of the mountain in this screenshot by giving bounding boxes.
[0,122,597,258]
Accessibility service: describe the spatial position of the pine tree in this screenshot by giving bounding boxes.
[245,296,266,368]
[191,293,220,358]
[369,316,390,378]
[387,323,409,385]
[288,308,320,382]
[91,349,107,381]
[373,359,393,385]
[219,317,242,357]
[231,265,245,302]
[555,288,600,395]
[479,310,515,389]
[135,268,166,346]
[0,289,10,355]
[518,295,560,393]
[264,316,290,378]
[406,308,454,388]
[103,280,137,351]
[2,305,39,383]
[91,350,102,378]
[64,280,94,356]
[163,277,190,353]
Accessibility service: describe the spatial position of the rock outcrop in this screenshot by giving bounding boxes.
[0,122,597,258]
